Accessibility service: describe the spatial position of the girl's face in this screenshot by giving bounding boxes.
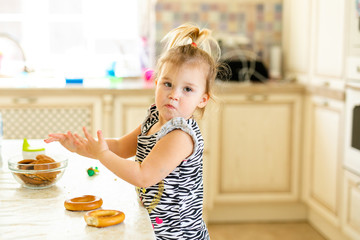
[155,62,209,123]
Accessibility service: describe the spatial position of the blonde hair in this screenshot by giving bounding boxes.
[155,23,221,117]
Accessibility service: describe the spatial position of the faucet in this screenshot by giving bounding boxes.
[0,33,32,74]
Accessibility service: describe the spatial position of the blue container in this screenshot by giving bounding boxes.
[65,78,83,85]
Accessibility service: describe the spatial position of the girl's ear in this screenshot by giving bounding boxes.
[197,93,209,108]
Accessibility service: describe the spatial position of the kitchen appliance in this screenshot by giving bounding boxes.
[344,55,360,176]
[0,33,30,76]
[218,49,269,83]
[344,81,360,175]
[216,35,269,83]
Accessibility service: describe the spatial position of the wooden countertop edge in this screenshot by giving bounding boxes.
[214,81,306,94]
[0,88,155,96]
[0,82,347,101]
[0,82,306,96]
[305,85,346,101]
[346,82,360,91]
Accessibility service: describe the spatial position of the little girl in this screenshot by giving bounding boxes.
[45,23,221,240]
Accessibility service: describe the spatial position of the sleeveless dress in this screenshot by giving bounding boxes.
[135,104,210,240]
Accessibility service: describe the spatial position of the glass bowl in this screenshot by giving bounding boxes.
[8,153,68,189]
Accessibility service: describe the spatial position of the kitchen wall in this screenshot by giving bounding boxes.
[155,0,282,67]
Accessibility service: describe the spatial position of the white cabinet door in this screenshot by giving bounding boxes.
[303,95,344,226]
[342,170,360,240]
[313,0,345,79]
[0,95,102,139]
[113,95,153,137]
[283,0,311,83]
[346,0,360,57]
[210,93,302,203]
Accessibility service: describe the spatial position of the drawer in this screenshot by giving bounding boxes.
[342,170,360,240]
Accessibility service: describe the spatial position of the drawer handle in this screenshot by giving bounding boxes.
[13,97,37,104]
[247,95,267,101]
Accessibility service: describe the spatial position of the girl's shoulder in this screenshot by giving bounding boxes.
[157,117,203,160]
[157,117,199,140]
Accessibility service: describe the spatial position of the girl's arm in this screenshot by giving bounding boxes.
[89,129,193,188]
[44,125,141,159]
[105,125,141,158]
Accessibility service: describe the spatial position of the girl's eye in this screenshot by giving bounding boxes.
[184,87,192,92]
[164,82,172,87]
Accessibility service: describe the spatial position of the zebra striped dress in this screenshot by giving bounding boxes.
[135,105,210,240]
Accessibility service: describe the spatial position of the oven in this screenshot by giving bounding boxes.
[344,57,360,175]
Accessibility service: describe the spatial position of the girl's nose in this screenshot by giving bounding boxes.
[169,89,179,101]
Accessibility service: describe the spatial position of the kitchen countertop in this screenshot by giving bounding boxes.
[0,76,306,96]
[0,140,156,240]
[2,76,345,101]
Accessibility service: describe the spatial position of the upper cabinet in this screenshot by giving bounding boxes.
[313,0,345,81]
[345,0,360,82]
[347,0,360,57]
[283,0,346,90]
[283,0,311,83]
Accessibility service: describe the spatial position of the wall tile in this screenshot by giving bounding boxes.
[155,0,282,68]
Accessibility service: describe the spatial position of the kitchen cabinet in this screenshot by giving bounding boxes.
[283,0,346,90]
[312,0,345,82]
[0,94,102,139]
[113,94,154,137]
[206,91,305,222]
[302,93,346,240]
[346,0,360,57]
[282,0,311,84]
[342,170,360,240]
[285,0,353,238]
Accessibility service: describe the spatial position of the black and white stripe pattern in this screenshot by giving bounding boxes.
[135,105,210,240]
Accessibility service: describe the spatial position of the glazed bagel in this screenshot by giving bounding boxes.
[84,209,125,228]
[64,195,103,211]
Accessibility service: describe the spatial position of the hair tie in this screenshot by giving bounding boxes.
[191,42,197,47]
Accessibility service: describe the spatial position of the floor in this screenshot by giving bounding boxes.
[207,222,326,240]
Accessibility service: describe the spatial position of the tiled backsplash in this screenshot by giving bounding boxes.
[155,0,282,68]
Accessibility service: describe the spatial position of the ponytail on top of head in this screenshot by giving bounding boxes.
[161,23,221,63]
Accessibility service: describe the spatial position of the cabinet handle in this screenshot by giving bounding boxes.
[357,66,360,73]
[247,94,267,101]
[13,97,37,104]
[323,81,330,87]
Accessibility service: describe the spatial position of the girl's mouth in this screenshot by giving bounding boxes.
[165,104,175,110]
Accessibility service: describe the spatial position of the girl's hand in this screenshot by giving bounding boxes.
[82,127,109,159]
[44,131,82,153]
[44,127,108,159]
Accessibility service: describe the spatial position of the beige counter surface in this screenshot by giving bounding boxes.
[0,78,306,96]
[0,140,155,240]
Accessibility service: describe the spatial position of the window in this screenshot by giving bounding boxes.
[0,0,148,79]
